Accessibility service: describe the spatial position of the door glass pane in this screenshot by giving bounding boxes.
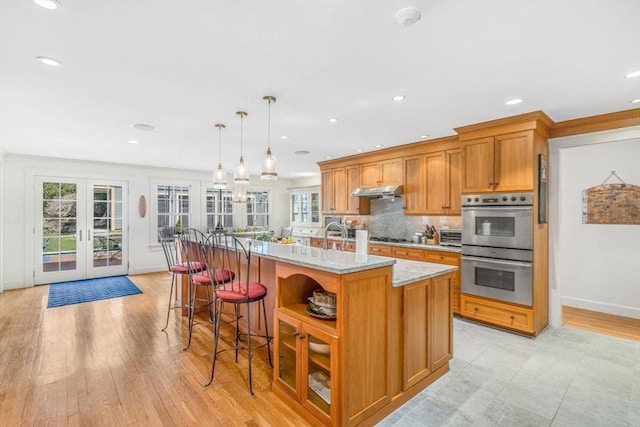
[311,193,320,223]
[474,216,515,237]
[291,194,300,223]
[93,185,123,267]
[301,194,309,223]
[277,320,297,391]
[307,333,331,415]
[42,182,78,272]
[475,266,515,292]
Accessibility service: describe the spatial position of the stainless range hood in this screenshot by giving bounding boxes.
[351,185,403,199]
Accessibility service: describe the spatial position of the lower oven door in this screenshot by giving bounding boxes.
[462,255,532,306]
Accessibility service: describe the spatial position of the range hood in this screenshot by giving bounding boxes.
[351,185,403,199]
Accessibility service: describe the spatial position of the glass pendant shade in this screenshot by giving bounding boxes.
[232,184,247,203]
[261,148,278,181]
[213,123,227,189]
[213,163,227,189]
[234,111,250,185]
[260,95,278,181]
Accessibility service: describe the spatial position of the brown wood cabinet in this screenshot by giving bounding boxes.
[460,294,534,334]
[346,165,370,215]
[460,131,534,193]
[425,250,461,315]
[321,167,347,214]
[359,159,403,188]
[403,149,461,215]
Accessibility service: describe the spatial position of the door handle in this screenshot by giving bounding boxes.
[88,229,92,241]
[79,230,82,241]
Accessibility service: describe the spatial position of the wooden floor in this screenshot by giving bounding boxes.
[0,272,312,427]
[562,305,640,341]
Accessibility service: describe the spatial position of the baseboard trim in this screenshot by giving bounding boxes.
[561,296,640,320]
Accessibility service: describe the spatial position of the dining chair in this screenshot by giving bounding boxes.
[206,234,273,395]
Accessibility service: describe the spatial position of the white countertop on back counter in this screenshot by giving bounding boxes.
[243,240,457,286]
[321,236,461,253]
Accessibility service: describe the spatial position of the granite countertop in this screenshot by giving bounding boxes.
[238,239,456,286]
[321,236,462,253]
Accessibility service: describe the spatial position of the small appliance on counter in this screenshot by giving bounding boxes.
[439,228,462,247]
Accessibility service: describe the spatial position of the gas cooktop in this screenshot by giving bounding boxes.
[369,237,408,243]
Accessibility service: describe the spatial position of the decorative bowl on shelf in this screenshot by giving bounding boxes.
[308,339,330,354]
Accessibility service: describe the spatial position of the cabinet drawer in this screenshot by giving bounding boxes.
[460,295,533,333]
[392,247,424,261]
[425,251,460,266]
[369,244,392,256]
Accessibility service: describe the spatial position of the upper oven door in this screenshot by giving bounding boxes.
[462,206,532,249]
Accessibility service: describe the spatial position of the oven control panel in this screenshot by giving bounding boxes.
[462,192,533,207]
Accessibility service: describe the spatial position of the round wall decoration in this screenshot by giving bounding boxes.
[139,195,147,218]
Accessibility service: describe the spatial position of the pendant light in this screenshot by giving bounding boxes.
[234,111,250,185]
[260,95,278,181]
[232,184,247,204]
[213,123,227,189]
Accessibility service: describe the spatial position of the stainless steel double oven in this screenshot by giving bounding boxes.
[461,193,533,306]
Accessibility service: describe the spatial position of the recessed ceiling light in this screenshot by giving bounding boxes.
[356,149,363,153]
[131,123,155,132]
[631,98,640,104]
[36,56,62,67]
[295,150,310,155]
[34,0,62,10]
[128,140,140,144]
[505,98,523,105]
[280,135,289,139]
[325,156,332,159]
[625,70,640,78]
[420,134,429,139]
[391,95,406,101]
[328,118,338,123]
[375,144,383,148]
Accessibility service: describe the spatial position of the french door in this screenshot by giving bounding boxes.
[35,177,128,284]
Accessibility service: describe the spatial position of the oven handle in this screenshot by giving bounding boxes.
[462,255,532,268]
[462,206,532,211]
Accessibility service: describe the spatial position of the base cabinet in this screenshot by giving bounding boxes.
[460,294,534,335]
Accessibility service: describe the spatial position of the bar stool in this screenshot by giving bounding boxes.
[180,228,216,350]
[205,234,273,395]
[157,226,205,332]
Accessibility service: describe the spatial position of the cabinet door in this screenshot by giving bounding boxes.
[462,137,495,193]
[321,169,334,213]
[291,193,301,223]
[346,165,370,215]
[303,325,338,423]
[403,280,431,390]
[445,149,462,215]
[359,162,380,188]
[332,168,347,214]
[310,191,321,224]
[403,155,425,214]
[275,312,301,398]
[494,131,534,192]
[424,152,447,214]
[380,159,403,186]
[430,274,453,371]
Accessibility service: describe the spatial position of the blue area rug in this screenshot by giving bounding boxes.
[47,275,142,308]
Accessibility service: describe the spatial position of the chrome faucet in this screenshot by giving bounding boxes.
[323,221,347,250]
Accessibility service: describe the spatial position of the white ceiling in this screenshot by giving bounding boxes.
[1,0,639,179]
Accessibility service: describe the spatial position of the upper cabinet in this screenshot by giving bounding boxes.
[290,186,321,225]
[403,147,461,215]
[460,132,533,193]
[359,159,403,188]
[321,167,347,214]
[456,111,553,195]
[346,165,370,215]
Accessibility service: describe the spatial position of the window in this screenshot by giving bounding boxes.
[157,184,190,232]
[206,188,233,230]
[247,190,270,228]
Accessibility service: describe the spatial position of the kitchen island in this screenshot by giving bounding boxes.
[232,240,456,426]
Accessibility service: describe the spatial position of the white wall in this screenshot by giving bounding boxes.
[0,150,4,293]
[549,126,640,325]
[2,154,294,290]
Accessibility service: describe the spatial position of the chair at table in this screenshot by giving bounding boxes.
[157,227,206,333]
[205,234,273,395]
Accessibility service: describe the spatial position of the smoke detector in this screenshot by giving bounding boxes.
[395,7,421,27]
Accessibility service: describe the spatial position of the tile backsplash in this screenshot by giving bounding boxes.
[345,197,461,239]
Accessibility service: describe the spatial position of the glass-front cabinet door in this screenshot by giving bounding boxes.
[289,187,321,225]
[276,316,298,393]
[304,327,337,420]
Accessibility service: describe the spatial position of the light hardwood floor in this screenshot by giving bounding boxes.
[562,305,640,341]
[0,272,311,426]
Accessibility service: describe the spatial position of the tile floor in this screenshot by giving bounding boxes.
[377,318,640,426]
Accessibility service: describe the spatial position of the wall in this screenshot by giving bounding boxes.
[2,154,292,290]
[0,150,4,293]
[549,126,640,325]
